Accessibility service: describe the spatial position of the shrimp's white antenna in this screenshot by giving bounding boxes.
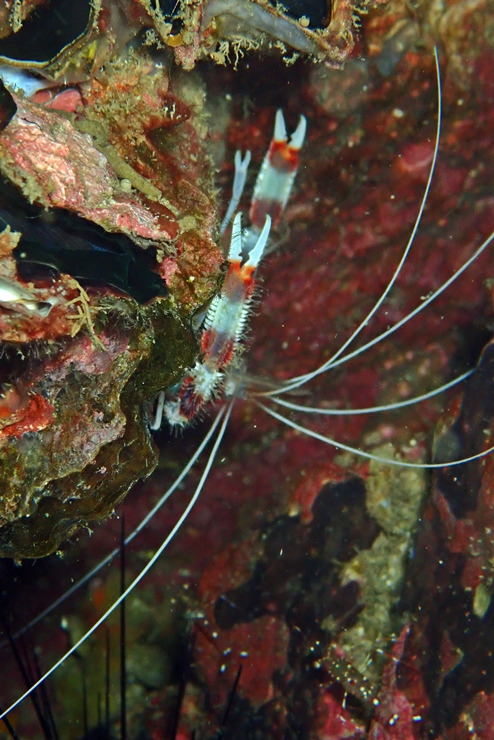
[5,408,227,643]
[255,399,494,469]
[268,369,474,416]
[262,46,443,397]
[0,401,234,722]
[315,227,494,374]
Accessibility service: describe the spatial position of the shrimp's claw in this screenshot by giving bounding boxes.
[220,150,252,236]
[245,214,271,268]
[250,110,307,230]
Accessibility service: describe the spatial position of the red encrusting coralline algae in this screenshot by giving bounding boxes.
[0,0,493,738]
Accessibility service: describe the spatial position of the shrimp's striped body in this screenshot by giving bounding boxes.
[160,213,271,426]
[154,112,306,428]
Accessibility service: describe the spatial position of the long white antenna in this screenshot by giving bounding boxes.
[4,410,227,644]
[262,46,443,397]
[256,399,494,469]
[0,401,234,722]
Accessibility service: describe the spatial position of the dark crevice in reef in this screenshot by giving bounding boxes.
[204,477,381,739]
[214,478,378,630]
[400,341,494,737]
[434,340,494,518]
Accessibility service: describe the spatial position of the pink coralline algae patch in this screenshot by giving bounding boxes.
[316,692,366,739]
[290,460,367,523]
[0,390,54,439]
[0,95,174,241]
[0,36,227,557]
[2,0,494,737]
[368,628,418,740]
[396,141,435,178]
[446,692,494,740]
[196,615,289,710]
[31,86,84,111]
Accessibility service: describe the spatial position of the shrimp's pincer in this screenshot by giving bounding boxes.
[249,109,306,233]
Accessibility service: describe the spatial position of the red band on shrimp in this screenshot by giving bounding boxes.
[268,140,301,173]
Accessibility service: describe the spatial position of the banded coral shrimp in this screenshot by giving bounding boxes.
[1,32,494,740]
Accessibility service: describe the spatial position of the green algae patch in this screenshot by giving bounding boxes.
[0,295,197,559]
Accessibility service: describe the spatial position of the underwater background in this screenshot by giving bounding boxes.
[0,0,494,737]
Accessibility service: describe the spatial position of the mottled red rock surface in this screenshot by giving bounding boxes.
[0,0,494,738]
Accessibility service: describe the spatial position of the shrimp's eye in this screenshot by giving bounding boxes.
[269,0,332,29]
